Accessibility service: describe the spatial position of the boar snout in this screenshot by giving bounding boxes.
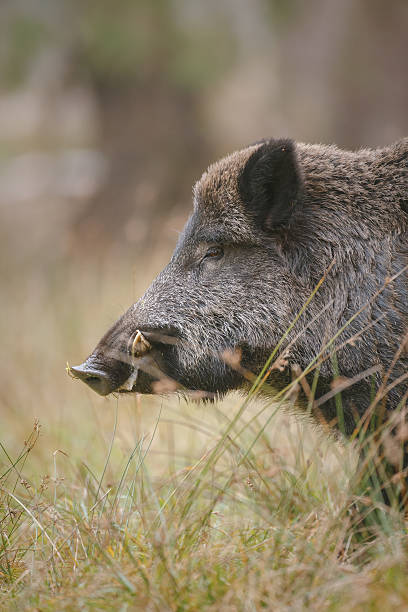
[71,327,180,396]
[69,358,125,396]
[70,329,152,395]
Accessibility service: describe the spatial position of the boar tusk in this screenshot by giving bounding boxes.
[131,330,152,357]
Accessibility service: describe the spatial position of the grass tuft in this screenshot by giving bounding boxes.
[1,392,407,610]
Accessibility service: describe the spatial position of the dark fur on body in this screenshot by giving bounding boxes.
[76,138,408,439]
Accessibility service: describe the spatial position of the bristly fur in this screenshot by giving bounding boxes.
[78,137,408,441]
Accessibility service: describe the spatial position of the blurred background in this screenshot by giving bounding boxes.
[1,0,407,472]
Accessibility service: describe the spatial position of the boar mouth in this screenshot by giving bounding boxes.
[70,329,180,396]
[117,367,140,392]
[117,328,180,393]
[116,354,177,394]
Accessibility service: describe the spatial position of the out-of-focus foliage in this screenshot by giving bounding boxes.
[0,16,51,88]
[0,0,237,90]
[0,0,407,257]
[75,0,237,89]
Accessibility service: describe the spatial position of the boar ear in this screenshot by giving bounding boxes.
[238,139,302,230]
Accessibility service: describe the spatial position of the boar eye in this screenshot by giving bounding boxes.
[204,246,224,260]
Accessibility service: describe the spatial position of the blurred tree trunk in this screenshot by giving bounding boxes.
[72,77,209,254]
[275,0,408,148]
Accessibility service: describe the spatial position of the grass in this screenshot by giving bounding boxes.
[1,397,408,611]
[1,251,408,610]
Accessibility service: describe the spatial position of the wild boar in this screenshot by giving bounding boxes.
[71,137,407,445]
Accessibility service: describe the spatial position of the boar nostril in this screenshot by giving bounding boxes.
[70,364,115,396]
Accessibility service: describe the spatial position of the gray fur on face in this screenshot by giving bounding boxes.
[76,137,408,435]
